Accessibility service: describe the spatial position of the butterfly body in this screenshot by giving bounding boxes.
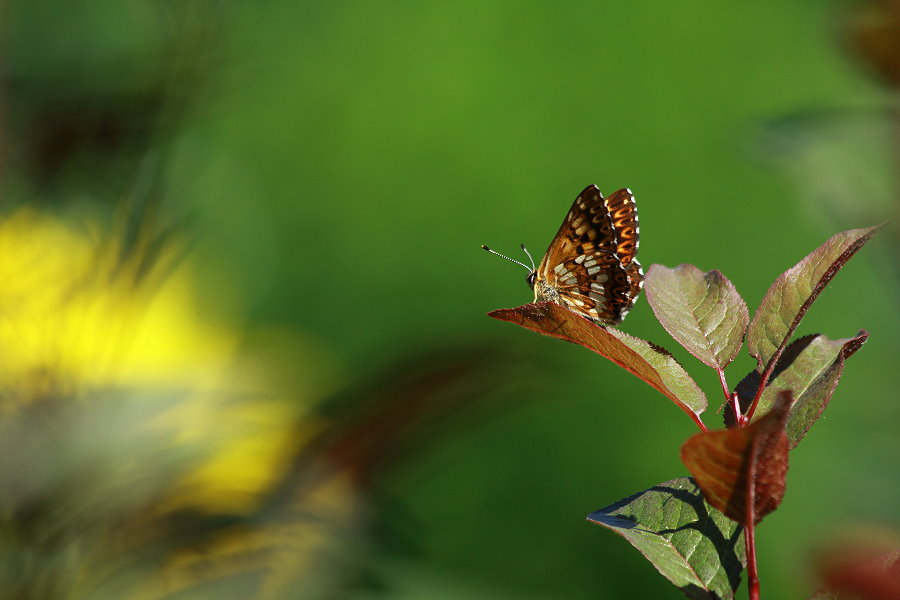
[487,185,643,326]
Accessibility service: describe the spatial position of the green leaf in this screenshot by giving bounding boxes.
[747,225,883,372]
[645,264,748,369]
[733,332,867,447]
[682,392,792,526]
[488,302,707,422]
[587,477,746,600]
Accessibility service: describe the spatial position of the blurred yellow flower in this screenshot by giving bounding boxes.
[0,207,350,599]
[0,207,300,512]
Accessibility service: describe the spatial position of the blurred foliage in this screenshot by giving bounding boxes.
[0,1,897,599]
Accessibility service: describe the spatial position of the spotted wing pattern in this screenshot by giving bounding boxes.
[533,185,643,326]
[603,188,640,265]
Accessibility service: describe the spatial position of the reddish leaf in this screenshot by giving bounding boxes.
[489,302,707,423]
[747,225,883,373]
[731,332,868,447]
[681,392,792,525]
[645,264,748,369]
[731,334,818,426]
[782,332,867,448]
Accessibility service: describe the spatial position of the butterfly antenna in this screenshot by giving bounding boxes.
[520,244,536,271]
[481,244,532,272]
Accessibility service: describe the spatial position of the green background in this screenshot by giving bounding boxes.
[4,1,897,598]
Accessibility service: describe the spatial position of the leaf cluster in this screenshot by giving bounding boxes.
[489,225,882,599]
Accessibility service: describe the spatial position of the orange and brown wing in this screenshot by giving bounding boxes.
[617,259,644,322]
[536,185,619,279]
[603,188,640,266]
[534,184,644,325]
[546,252,638,325]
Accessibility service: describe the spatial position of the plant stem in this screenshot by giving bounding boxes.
[727,391,748,428]
[745,523,759,600]
[716,367,730,403]
[688,411,708,432]
[746,357,777,422]
[745,453,760,600]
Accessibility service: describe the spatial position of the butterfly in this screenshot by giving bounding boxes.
[483,184,643,326]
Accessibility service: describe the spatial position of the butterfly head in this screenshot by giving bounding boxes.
[481,244,538,290]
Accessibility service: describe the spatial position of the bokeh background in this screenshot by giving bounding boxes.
[1,1,897,599]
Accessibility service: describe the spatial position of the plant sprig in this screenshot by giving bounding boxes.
[488,224,883,600]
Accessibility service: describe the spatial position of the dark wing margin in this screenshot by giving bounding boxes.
[603,188,640,266]
[619,259,644,320]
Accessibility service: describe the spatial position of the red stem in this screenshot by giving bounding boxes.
[687,410,708,432]
[745,441,760,600]
[745,357,778,422]
[745,523,759,600]
[716,367,730,403]
[728,391,748,428]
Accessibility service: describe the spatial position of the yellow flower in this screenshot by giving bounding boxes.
[0,208,348,599]
[0,208,301,512]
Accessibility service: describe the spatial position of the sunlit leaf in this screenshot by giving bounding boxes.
[489,302,707,422]
[747,225,882,371]
[645,264,748,369]
[587,477,745,600]
[732,332,867,447]
[681,392,792,525]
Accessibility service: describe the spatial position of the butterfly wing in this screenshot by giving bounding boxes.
[535,185,644,325]
[537,185,619,269]
[547,252,637,324]
[603,188,640,266]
